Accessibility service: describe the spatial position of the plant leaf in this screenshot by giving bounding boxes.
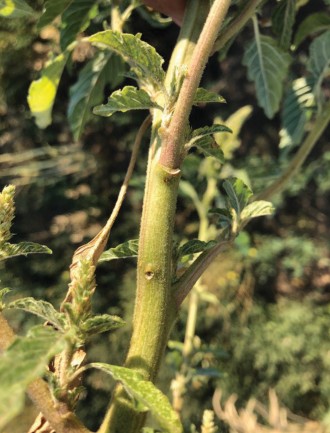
[89,30,165,93]
[178,240,217,258]
[208,208,232,228]
[68,52,125,140]
[0,325,65,430]
[99,239,139,263]
[294,13,330,48]
[7,297,66,331]
[27,50,71,128]
[189,125,230,162]
[193,88,226,105]
[93,86,159,117]
[60,0,97,50]
[0,242,52,261]
[243,35,291,118]
[0,0,34,18]
[223,178,252,216]
[279,77,315,148]
[88,363,183,433]
[272,0,296,50]
[80,314,125,336]
[307,30,330,104]
[37,0,73,29]
[240,200,274,221]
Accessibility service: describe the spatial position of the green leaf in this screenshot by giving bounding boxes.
[93,86,159,117]
[294,13,330,48]
[279,77,315,148]
[0,288,11,309]
[0,326,65,429]
[27,50,71,128]
[7,297,66,331]
[178,240,217,258]
[243,35,291,118]
[99,239,139,263]
[223,178,252,217]
[193,88,226,105]
[60,0,97,50]
[88,363,183,433]
[272,0,296,50]
[89,31,165,92]
[189,125,231,162]
[307,30,330,103]
[37,0,73,29]
[240,200,274,221]
[68,52,125,140]
[80,314,125,336]
[0,241,52,261]
[208,208,232,228]
[0,0,34,18]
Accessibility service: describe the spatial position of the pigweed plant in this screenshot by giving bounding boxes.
[0,1,330,432]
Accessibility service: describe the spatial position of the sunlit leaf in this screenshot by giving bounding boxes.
[0,0,33,18]
[7,297,66,331]
[0,326,65,430]
[37,0,73,29]
[27,50,71,128]
[272,0,296,49]
[88,363,183,433]
[0,242,52,261]
[80,314,125,336]
[93,86,159,117]
[223,178,252,217]
[243,35,291,118]
[68,52,125,140]
[193,88,226,105]
[294,13,330,48]
[99,239,139,263]
[307,30,330,104]
[178,240,217,258]
[89,30,165,92]
[240,200,274,221]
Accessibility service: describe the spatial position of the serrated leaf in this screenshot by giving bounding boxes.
[0,0,33,18]
[37,0,73,29]
[68,52,125,140]
[279,77,315,148]
[60,0,97,50]
[223,178,252,216]
[80,314,125,336]
[294,13,330,48]
[272,0,296,49]
[89,30,165,92]
[240,200,274,221]
[0,325,65,429]
[7,297,66,331]
[99,239,138,263]
[193,88,226,105]
[243,35,291,118]
[88,363,183,433]
[27,50,71,128]
[178,240,217,258]
[307,30,330,103]
[93,86,159,117]
[0,242,52,261]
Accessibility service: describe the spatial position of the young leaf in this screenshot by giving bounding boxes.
[37,0,73,29]
[88,363,183,433]
[294,13,330,48]
[7,297,66,331]
[223,178,252,217]
[60,0,97,50]
[209,208,232,228]
[193,88,226,105]
[272,0,296,50]
[0,0,34,18]
[189,125,231,162]
[89,30,165,92]
[80,314,125,336]
[307,30,330,103]
[68,52,125,140]
[178,240,217,258]
[93,86,160,117]
[0,325,65,429]
[243,35,291,118]
[279,77,315,148]
[0,242,52,261]
[99,239,139,263]
[27,50,71,128]
[240,200,274,221]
